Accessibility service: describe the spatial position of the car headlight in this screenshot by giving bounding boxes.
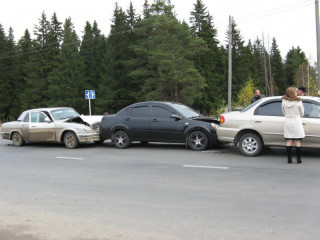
[83,126,94,133]
[91,123,100,132]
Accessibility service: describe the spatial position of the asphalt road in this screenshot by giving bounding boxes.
[0,137,319,240]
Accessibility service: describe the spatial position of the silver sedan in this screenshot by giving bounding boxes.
[217,96,320,156]
[1,107,102,148]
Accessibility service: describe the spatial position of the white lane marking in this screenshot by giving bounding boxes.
[56,156,84,160]
[183,165,229,170]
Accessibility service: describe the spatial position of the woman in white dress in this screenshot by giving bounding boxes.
[282,87,305,164]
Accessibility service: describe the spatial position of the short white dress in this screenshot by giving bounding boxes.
[281,99,305,139]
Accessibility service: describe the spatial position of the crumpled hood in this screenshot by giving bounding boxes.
[64,115,103,128]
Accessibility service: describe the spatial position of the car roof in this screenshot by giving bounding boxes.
[128,101,185,106]
[27,107,74,112]
[260,96,320,102]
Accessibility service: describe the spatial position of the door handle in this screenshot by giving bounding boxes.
[125,118,131,121]
[303,122,306,125]
[152,118,158,122]
[254,121,261,123]
[31,125,36,128]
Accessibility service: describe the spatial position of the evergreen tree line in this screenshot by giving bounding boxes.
[0,0,317,121]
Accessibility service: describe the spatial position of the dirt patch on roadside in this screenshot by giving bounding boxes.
[0,202,178,240]
[0,227,41,240]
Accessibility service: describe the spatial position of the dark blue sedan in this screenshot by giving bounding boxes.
[100,101,219,151]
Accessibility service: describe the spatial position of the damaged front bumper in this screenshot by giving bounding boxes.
[77,132,101,143]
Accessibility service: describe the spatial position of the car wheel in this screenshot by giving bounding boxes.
[188,131,208,151]
[113,130,130,149]
[64,132,79,149]
[12,132,25,147]
[239,133,262,156]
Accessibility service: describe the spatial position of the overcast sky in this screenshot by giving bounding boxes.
[0,0,317,61]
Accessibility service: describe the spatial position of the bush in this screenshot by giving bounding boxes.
[235,78,255,108]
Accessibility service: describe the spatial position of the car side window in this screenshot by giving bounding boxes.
[152,106,173,119]
[31,112,48,123]
[254,101,283,116]
[303,102,320,118]
[23,113,29,122]
[131,106,149,118]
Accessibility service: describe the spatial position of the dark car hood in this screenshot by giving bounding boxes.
[192,116,219,124]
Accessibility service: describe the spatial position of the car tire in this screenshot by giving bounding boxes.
[113,130,130,149]
[188,131,208,151]
[239,133,262,156]
[12,132,25,147]
[64,132,79,149]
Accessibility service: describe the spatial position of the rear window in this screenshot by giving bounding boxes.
[254,101,283,116]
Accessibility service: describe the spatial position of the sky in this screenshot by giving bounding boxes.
[0,0,317,62]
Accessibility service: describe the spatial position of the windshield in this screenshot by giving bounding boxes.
[241,99,262,112]
[170,103,201,119]
[50,108,80,121]
[17,111,28,121]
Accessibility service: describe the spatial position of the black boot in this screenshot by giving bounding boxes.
[296,147,302,164]
[286,146,292,164]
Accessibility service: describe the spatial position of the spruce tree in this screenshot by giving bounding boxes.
[130,2,206,105]
[47,18,86,113]
[6,28,21,118]
[189,0,225,114]
[23,11,57,108]
[80,21,106,114]
[98,3,134,112]
[143,0,151,18]
[0,26,19,119]
[270,37,285,94]
[285,46,307,87]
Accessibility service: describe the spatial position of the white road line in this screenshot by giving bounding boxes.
[56,156,84,160]
[183,165,229,170]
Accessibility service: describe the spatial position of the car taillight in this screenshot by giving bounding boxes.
[220,115,225,124]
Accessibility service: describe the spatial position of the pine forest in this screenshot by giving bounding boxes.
[0,0,317,121]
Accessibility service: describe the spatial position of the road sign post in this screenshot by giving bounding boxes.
[85,90,95,116]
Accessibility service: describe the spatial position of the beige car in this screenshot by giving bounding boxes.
[1,107,102,149]
[217,96,320,156]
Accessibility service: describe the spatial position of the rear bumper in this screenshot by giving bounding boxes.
[77,132,101,143]
[216,127,238,143]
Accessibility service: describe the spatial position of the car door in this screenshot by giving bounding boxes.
[149,105,185,142]
[124,105,150,141]
[251,100,285,146]
[20,112,31,141]
[29,111,56,142]
[301,100,320,147]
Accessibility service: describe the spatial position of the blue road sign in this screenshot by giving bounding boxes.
[85,90,95,99]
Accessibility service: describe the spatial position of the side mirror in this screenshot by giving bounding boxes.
[44,117,51,123]
[170,114,182,120]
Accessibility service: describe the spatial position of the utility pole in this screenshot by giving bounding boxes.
[228,16,232,112]
[316,0,320,95]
